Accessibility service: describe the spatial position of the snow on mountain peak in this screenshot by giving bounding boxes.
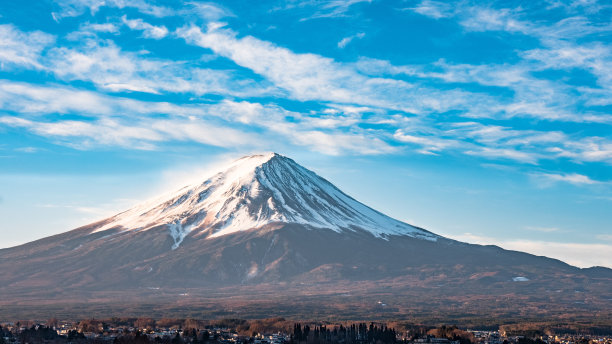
[93,153,438,246]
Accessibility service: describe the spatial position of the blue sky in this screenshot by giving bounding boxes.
[1,0,611,267]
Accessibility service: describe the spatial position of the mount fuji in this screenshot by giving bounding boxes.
[1,153,611,321]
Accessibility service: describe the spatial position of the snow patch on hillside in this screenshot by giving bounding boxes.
[168,220,197,250]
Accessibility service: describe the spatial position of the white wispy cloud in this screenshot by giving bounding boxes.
[0,115,256,150]
[448,232,612,268]
[177,24,488,114]
[354,57,420,76]
[544,0,611,13]
[0,80,123,115]
[391,119,612,165]
[45,38,269,96]
[525,226,561,233]
[531,172,601,187]
[290,130,395,155]
[79,22,120,34]
[465,147,539,164]
[178,24,391,105]
[359,57,612,123]
[184,2,234,21]
[14,147,39,153]
[0,79,253,120]
[0,116,161,150]
[393,129,457,155]
[52,0,173,20]
[409,0,454,19]
[523,41,612,96]
[0,80,396,155]
[504,240,612,268]
[293,0,372,21]
[356,58,602,124]
[208,100,397,155]
[551,137,612,164]
[121,16,169,39]
[459,7,530,34]
[405,2,612,124]
[337,32,365,48]
[597,234,612,241]
[0,24,55,69]
[0,79,263,119]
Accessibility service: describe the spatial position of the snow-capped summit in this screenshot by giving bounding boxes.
[94,153,437,248]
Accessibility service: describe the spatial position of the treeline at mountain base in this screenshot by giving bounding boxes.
[2,317,612,344]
